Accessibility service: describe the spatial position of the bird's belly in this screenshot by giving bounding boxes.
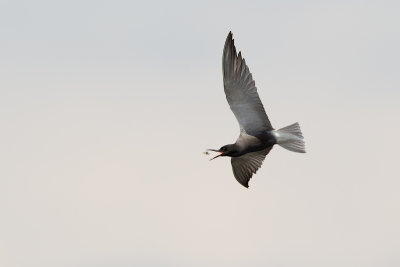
[234,133,275,157]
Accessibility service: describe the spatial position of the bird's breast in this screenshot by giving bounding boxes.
[233,132,276,157]
[235,134,262,154]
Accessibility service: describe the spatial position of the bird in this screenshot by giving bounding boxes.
[208,32,305,188]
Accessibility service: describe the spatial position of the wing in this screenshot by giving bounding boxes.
[231,147,272,188]
[223,32,273,136]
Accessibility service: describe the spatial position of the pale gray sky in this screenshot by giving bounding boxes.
[1,1,400,266]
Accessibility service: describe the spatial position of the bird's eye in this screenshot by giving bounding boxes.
[221,147,227,151]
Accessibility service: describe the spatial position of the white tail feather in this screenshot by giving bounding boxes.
[272,122,306,153]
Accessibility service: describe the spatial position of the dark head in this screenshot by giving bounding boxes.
[208,144,236,160]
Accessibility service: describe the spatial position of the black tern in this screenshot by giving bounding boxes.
[209,32,305,188]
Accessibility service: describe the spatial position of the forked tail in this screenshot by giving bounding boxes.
[272,122,306,153]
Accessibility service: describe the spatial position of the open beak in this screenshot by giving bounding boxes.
[208,149,224,160]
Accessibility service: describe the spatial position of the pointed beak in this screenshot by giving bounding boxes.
[208,149,224,160]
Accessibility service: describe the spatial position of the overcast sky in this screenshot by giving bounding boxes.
[1,1,400,266]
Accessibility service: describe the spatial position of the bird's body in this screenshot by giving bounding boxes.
[224,131,274,157]
[209,32,305,188]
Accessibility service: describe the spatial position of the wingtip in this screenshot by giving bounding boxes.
[224,32,236,53]
[227,31,233,40]
[236,178,249,188]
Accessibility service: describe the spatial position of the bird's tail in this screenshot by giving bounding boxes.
[272,122,306,153]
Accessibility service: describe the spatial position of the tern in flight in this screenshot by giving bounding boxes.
[208,32,306,188]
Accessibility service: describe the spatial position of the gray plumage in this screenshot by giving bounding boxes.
[209,32,306,188]
[223,32,273,137]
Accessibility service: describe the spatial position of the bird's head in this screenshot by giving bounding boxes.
[208,144,236,160]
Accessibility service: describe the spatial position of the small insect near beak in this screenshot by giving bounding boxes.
[208,149,224,160]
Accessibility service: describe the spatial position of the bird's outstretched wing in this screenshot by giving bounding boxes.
[223,32,273,136]
[231,147,272,188]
